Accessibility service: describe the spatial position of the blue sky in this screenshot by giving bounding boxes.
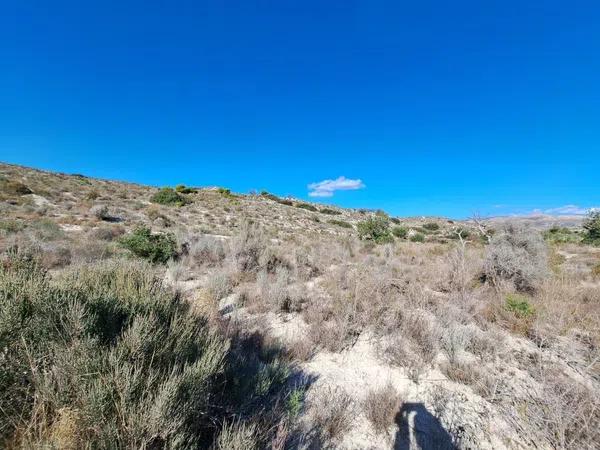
[0,1,598,218]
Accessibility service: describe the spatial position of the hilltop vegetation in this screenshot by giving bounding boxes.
[0,162,599,449]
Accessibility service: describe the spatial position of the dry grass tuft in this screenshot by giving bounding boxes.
[312,387,354,443]
[364,383,402,435]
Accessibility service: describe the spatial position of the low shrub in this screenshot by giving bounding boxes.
[31,219,64,241]
[231,221,266,273]
[260,191,292,206]
[295,203,317,212]
[0,179,32,196]
[176,184,197,194]
[90,204,110,220]
[150,187,188,206]
[0,220,25,234]
[447,228,470,240]
[86,189,100,200]
[505,293,535,318]
[357,216,393,244]
[329,219,353,229]
[313,388,354,443]
[319,208,341,215]
[217,187,232,196]
[392,225,408,238]
[440,359,480,386]
[285,387,305,419]
[364,383,402,435]
[484,225,548,292]
[423,222,440,231]
[0,251,295,449]
[409,232,425,243]
[91,225,125,241]
[260,191,294,206]
[583,210,600,245]
[544,226,581,244]
[119,226,177,263]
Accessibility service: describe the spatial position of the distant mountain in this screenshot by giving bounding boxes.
[483,214,584,230]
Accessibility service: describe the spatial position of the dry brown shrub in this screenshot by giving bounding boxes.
[284,335,315,362]
[440,359,480,386]
[524,369,600,449]
[363,383,402,435]
[312,387,354,443]
[48,408,82,450]
[484,225,549,292]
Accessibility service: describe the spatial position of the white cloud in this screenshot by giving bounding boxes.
[307,176,365,197]
[543,205,596,216]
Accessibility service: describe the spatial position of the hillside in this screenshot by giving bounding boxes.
[1,162,599,449]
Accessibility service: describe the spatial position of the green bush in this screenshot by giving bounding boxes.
[295,203,317,212]
[319,208,341,215]
[544,226,581,244]
[357,216,393,244]
[505,293,535,318]
[583,210,600,245]
[260,191,292,206]
[329,219,353,229]
[176,184,197,194]
[0,252,295,449]
[119,226,177,263]
[446,228,470,240]
[0,220,25,234]
[31,219,64,241]
[391,226,408,238]
[217,187,232,196]
[150,187,188,206]
[423,222,440,231]
[409,232,425,243]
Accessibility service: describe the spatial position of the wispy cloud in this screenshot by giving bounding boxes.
[308,176,365,198]
[543,205,597,216]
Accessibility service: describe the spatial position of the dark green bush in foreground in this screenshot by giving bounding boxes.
[0,251,296,449]
[119,226,177,263]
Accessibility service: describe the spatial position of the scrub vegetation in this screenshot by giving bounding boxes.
[1,162,599,449]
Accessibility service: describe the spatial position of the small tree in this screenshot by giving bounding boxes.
[583,210,600,244]
[357,216,393,244]
[119,226,177,263]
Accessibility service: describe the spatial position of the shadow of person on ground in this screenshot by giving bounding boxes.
[394,402,457,450]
